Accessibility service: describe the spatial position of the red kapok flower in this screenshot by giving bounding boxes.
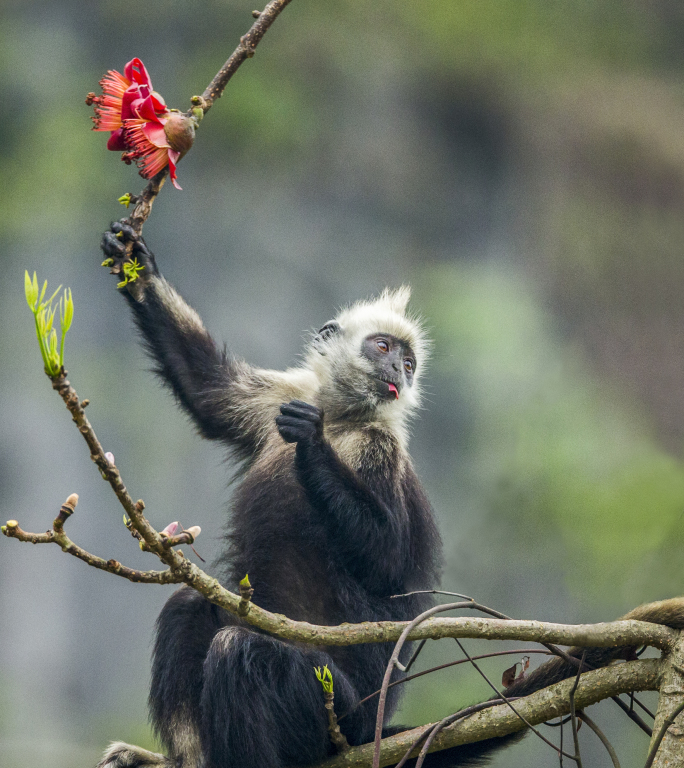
[89,57,167,151]
[88,57,200,189]
[123,99,197,190]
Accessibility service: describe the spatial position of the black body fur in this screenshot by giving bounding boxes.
[98,224,684,768]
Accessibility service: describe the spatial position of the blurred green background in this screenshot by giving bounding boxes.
[3,1,684,766]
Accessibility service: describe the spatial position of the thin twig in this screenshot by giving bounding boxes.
[319,661,662,768]
[579,712,621,768]
[629,691,657,720]
[50,372,171,559]
[644,699,684,768]
[394,698,523,768]
[391,589,474,601]
[612,694,653,737]
[1,519,181,584]
[200,0,294,110]
[451,639,578,763]
[569,650,587,768]
[339,648,551,721]
[323,690,350,754]
[372,601,508,768]
[126,0,294,236]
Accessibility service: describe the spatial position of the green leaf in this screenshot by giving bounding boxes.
[62,289,74,333]
[24,271,38,310]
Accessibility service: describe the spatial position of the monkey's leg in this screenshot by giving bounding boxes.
[149,587,230,767]
[96,742,173,768]
[200,627,359,768]
[96,588,223,768]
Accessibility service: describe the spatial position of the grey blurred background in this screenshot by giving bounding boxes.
[4,1,684,766]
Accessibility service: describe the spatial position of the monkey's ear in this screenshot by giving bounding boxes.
[313,321,341,353]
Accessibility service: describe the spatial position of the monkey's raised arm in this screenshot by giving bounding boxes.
[101,222,302,460]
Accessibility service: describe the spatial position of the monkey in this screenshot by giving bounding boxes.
[96,222,684,768]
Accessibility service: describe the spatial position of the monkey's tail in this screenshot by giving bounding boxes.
[623,597,684,629]
[96,742,174,768]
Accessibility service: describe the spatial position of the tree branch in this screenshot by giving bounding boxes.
[648,628,684,767]
[126,0,294,234]
[6,372,682,652]
[2,518,181,584]
[316,660,662,768]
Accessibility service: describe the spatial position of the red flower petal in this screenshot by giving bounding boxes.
[168,149,182,190]
[106,128,127,151]
[150,91,167,112]
[135,94,164,124]
[142,121,169,149]
[121,86,145,121]
[123,58,153,88]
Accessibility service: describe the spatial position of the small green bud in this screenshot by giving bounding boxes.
[62,289,74,333]
[314,665,334,693]
[101,258,114,268]
[240,574,252,588]
[118,193,132,208]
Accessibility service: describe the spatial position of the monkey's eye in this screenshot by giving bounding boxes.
[404,359,414,374]
[376,339,389,353]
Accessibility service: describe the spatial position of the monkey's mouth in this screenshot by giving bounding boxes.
[376,378,400,400]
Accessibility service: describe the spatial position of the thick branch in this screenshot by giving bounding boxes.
[649,628,684,767]
[157,556,680,649]
[316,660,662,768]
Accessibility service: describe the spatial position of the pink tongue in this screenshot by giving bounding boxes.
[388,383,399,399]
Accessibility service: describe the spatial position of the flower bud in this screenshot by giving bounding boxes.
[160,521,180,537]
[163,112,196,155]
[185,525,201,540]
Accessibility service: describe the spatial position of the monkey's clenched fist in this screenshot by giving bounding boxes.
[276,400,324,444]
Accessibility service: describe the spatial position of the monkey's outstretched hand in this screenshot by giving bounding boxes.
[101,221,160,292]
[276,400,324,444]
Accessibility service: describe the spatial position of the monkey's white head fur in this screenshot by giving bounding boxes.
[305,286,430,435]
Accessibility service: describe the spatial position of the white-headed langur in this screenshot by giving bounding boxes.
[97,222,684,768]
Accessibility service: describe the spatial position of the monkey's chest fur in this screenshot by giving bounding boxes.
[220,426,421,623]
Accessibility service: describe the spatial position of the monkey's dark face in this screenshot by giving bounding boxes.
[361,334,416,401]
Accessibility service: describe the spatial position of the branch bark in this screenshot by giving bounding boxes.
[649,628,684,767]
[316,660,662,768]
